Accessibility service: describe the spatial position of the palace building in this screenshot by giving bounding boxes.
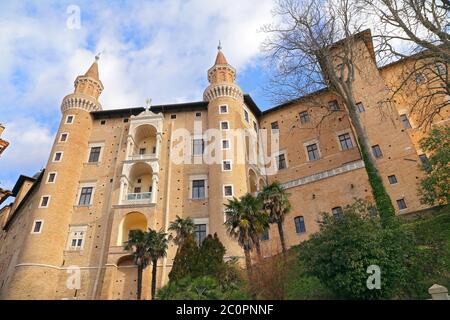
[0,30,448,299]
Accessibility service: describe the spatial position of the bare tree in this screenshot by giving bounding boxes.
[361,0,450,127]
[262,0,396,220]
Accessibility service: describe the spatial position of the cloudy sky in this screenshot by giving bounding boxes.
[0,0,276,190]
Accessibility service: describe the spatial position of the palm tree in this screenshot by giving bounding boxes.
[125,229,151,300]
[147,228,169,300]
[224,194,269,273]
[259,182,291,254]
[168,215,195,252]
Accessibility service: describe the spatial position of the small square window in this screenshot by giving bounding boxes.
[195,112,202,118]
[222,160,232,171]
[415,72,426,83]
[137,178,142,183]
[60,133,68,142]
[220,105,228,114]
[100,120,106,125]
[40,196,50,208]
[371,145,383,159]
[32,220,43,234]
[220,121,229,130]
[66,115,74,124]
[170,114,177,119]
[271,121,279,130]
[328,100,340,111]
[139,148,146,155]
[299,111,310,124]
[223,185,233,197]
[388,175,398,184]
[222,140,230,150]
[356,102,365,113]
[397,198,407,210]
[123,118,129,123]
[47,172,56,183]
[53,152,63,162]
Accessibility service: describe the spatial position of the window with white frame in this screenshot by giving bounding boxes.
[219,105,228,114]
[46,172,57,184]
[66,225,87,251]
[306,143,320,161]
[77,183,96,206]
[192,180,206,199]
[356,102,365,113]
[276,153,287,170]
[193,139,204,156]
[60,133,69,142]
[222,139,230,150]
[223,185,233,197]
[53,152,63,162]
[88,146,101,163]
[39,196,50,208]
[220,121,229,130]
[338,133,354,150]
[193,218,209,245]
[244,110,249,123]
[222,160,232,171]
[65,115,74,124]
[31,220,43,234]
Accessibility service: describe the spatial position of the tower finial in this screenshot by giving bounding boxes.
[145,98,152,111]
[218,40,222,51]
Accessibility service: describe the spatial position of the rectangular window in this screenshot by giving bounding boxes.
[436,63,446,76]
[419,154,431,172]
[60,133,68,142]
[67,226,87,251]
[222,139,230,150]
[299,111,310,124]
[195,112,202,118]
[47,172,56,183]
[220,105,228,114]
[31,220,43,234]
[244,110,249,123]
[88,147,101,163]
[139,148,146,155]
[223,185,233,197]
[294,216,306,234]
[100,120,106,125]
[306,143,320,161]
[194,224,207,245]
[371,145,383,159]
[339,133,353,150]
[53,152,63,162]
[123,118,129,123]
[78,187,93,206]
[271,121,279,130]
[332,207,343,218]
[328,100,340,111]
[220,121,229,130]
[40,196,50,208]
[277,153,287,170]
[66,115,74,124]
[192,180,206,199]
[253,121,258,132]
[193,139,204,156]
[170,114,177,119]
[399,114,412,129]
[356,102,365,113]
[222,160,232,171]
[396,198,407,210]
[388,175,398,184]
[134,187,141,193]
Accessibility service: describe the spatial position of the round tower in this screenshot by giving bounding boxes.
[204,45,253,259]
[6,58,103,299]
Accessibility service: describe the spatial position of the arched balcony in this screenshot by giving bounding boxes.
[119,162,158,205]
[127,124,160,161]
[117,211,148,246]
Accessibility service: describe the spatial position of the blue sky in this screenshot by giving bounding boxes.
[0,0,276,191]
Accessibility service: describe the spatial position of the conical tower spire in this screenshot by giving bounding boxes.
[215,41,228,65]
[84,56,100,81]
[72,55,104,101]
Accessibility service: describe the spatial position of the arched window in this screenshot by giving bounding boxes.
[294,216,306,234]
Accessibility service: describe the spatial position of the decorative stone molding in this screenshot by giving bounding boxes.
[74,76,104,94]
[281,160,365,189]
[61,93,102,113]
[203,83,244,102]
